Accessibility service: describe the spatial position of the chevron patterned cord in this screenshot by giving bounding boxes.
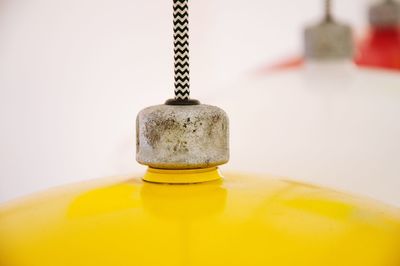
[173,0,190,100]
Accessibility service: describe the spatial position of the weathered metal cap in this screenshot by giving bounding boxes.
[136,104,229,170]
[369,0,400,28]
[304,21,353,60]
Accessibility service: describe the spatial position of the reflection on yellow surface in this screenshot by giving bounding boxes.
[1,169,400,266]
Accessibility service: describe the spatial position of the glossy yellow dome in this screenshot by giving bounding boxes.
[1,168,400,266]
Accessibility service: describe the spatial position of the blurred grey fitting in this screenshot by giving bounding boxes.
[304,22,353,60]
[369,0,400,27]
[136,104,229,170]
[304,0,354,60]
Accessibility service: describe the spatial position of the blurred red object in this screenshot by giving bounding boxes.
[355,27,400,70]
[259,57,303,73]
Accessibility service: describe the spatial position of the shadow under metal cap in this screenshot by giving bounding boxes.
[136,0,229,170]
[304,0,353,60]
[369,0,400,28]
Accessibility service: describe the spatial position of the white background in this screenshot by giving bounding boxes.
[0,0,395,204]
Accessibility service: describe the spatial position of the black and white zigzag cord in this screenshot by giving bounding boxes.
[173,0,190,100]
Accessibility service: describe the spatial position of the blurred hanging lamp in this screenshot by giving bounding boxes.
[1,1,400,266]
[219,0,400,206]
[260,0,351,71]
[263,0,400,72]
[355,0,400,71]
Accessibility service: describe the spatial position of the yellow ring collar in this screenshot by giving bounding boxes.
[143,167,222,184]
